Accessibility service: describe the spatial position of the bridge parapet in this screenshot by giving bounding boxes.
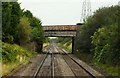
[43,25,80,37]
[43,25,78,31]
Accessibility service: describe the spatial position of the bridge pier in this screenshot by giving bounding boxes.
[72,37,75,54]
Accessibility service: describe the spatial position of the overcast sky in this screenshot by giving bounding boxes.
[18,0,119,25]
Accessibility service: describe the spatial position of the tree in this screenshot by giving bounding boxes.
[75,6,119,54]
[23,10,33,19]
[2,2,45,52]
[10,2,22,43]
[23,10,44,44]
[18,17,32,45]
[2,2,22,43]
[2,3,12,43]
[31,17,44,44]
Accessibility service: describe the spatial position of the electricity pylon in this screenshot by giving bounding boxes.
[80,0,92,23]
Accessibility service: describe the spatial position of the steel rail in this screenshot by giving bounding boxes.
[51,52,55,78]
[33,45,55,78]
[55,46,78,78]
[58,46,96,78]
[33,51,49,78]
[49,47,55,78]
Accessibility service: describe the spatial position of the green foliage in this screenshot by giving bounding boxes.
[1,2,44,75]
[2,2,44,45]
[55,37,72,53]
[91,24,120,66]
[23,10,33,19]
[2,2,22,43]
[75,5,120,68]
[44,37,50,43]
[30,17,41,28]
[10,2,22,43]
[56,37,71,44]
[1,42,37,76]
[31,17,44,44]
[18,17,32,44]
[2,42,33,64]
[2,2,13,43]
[23,10,44,44]
[22,10,45,45]
[94,62,119,76]
[75,6,119,54]
[58,41,72,53]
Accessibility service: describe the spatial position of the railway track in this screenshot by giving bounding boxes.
[33,46,55,78]
[55,46,96,78]
[31,44,101,78]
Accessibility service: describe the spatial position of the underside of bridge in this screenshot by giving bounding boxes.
[43,25,80,53]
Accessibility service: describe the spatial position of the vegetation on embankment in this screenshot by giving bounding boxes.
[75,5,120,76]
[58,42,72,53]
[43,38,50,51]
[1,1,45,76]
[51,37,72,53]
[2,2,44,50]
[43,38,50,47]
[1,42,37,76]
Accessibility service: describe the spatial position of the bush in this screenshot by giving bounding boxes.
[2,42,33,64]
[75,6,119,54]
[91,24,120,66]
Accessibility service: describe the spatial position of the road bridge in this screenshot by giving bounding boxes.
[43,25,78,37]
[43,24,82,53]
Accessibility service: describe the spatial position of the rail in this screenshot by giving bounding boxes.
[56,46,96,78]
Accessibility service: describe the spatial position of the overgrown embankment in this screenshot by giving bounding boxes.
[74,5,120,76]
[1,2,45,76]
[1,42,37,76]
